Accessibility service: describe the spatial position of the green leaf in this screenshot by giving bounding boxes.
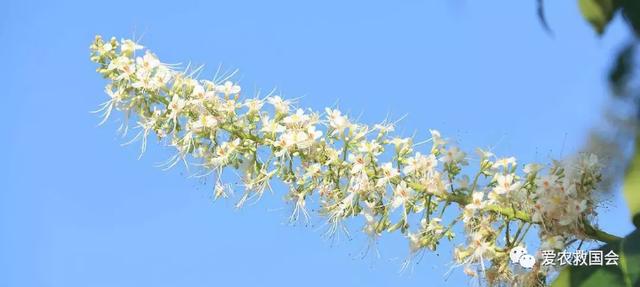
[578,0,619,34]
[551,244,625,286]
[619,230,640,286]
[551,229,640,287]
[608,42,635,96]
[620,0,640,37]
[624,139,640,228]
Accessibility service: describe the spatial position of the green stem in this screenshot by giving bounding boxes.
[400,179,622,244]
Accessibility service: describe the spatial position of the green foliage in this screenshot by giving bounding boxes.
[551,229,640,287]
[576,0,640,226]
[624,139,640,228]
[620,0,640,36]
[552,2,640,286]
[577,0,640,36]
[608,43,635,96]
[578,0,618,34]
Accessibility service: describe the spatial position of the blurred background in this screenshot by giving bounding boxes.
[2,0,637,286]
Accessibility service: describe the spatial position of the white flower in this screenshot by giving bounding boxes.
[362,201,378,236]
[105,86,125,102]
[391,181,412,210]
[285,131,307,149]
[169,95,186,111]
[535,188,566,219]
[558,198,587,226]
[348,172,370,194]
[132,73,155,90]
[465,191,486,210]
[108,56,136,80]
[168,95,186,123]
[282,109,310,127]
[216,138,240,157]
[408,232,422,253]
[373,123,394,134]
[273,137,293,157]
[323,148,340,165]
[216,80,241,95]
[358,140,382,155]
[120,39,143,54]
[403,152,437,175]
[376,162,399,187]
[493,173,521,195]
[136,52,160,71]
[97,42,113,55]
[303,126,323,147]
[260,116,285,134]
[456,175,470,189]
[389,137,411,152]
[276,126,321,153]
[191,84,214,100]
[475,148,495,160]
[423,171,449,196]
[201,80,217,91]
[470,232,495,260]
[267,96,290,114]
[524,163,542,174]
[325,108,351,136]
[493,157,517,169]
[108,55,132,71]
[244,98,264,114]
[218,99,239,115]
[189,115,218,132]
[348,153,368,175]
[303,163,322,179]
[430,129,446,147]
[153,66,172,86]
[535,174,559,191]
[441,146,466,164]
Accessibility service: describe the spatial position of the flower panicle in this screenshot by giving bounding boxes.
[90,35,609,285]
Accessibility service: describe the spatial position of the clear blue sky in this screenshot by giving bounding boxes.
[2,0,637,286]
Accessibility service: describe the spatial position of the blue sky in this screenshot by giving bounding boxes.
[2,0,637,286]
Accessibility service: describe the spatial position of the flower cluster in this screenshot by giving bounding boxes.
[90,36,614,286]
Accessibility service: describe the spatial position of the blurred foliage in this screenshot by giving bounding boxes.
[551,229,640,286]
[586,0,640,227]
[577,0,640,35]
[546,1,640,286]
[608,42,635,95]
[574,0,640,226]
[625,141,640,228]
[578,0,618,34]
